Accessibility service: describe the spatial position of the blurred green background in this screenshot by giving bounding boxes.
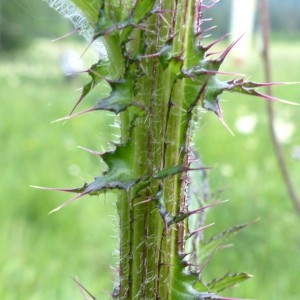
[1,1,300,299]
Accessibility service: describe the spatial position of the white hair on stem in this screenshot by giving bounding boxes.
[45,0,105,55]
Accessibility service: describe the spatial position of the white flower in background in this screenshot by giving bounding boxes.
[60,50,83,77]
[292,146,300,161]
[274,119,295,144]
[235,114,257,135]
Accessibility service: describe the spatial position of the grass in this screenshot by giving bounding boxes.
[1,38,300,299]
[0,39,118,299]
[196,39,300,299]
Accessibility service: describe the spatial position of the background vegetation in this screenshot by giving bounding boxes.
[0,0,71,50]
[1,1,300,299]
[2,0,300,51]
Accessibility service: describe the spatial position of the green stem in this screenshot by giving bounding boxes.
[45,0,257,298]
[115,1,199,298]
